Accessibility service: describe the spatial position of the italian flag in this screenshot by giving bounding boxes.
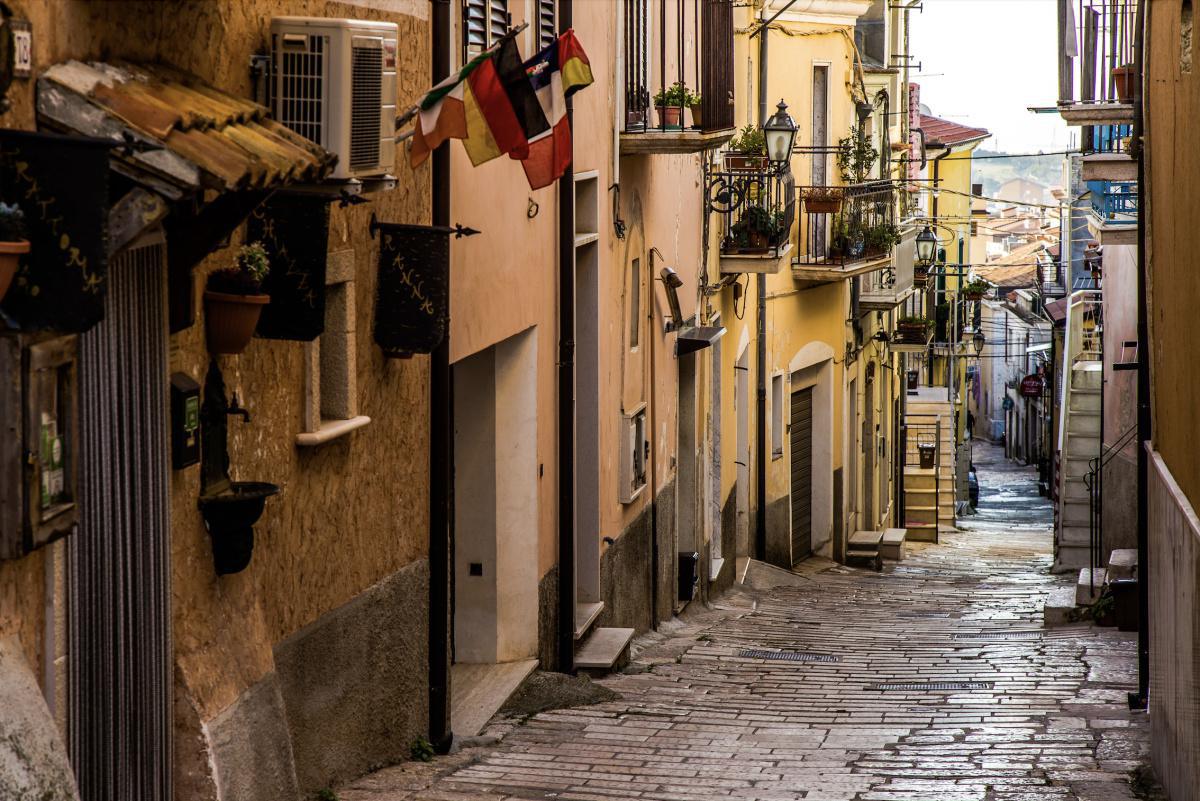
[410,38,550,168]
[520,30,594,190]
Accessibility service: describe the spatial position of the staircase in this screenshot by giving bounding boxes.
[1055,290,1104,573]
[903,392,958,541]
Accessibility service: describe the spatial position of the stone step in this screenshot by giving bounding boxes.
[1044,586,1079,625]
[905,522,938,543]
[1070,393,1101,413]
[1108,548,1138,579]
[1067,415,1101,436]
[1061,476,1091,501]
[575,627,634,673]
[1071,363,1102,390]
[1065,435,1100,457]
[1059,523,1094,547]
[1061,499,1093,527]
[574,601,605,641]
[1077,567,1108,605]
[880,528,906,561]
[1053,544,1093,574]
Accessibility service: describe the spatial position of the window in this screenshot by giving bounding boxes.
[630,259,641,349]
[771,373,784,459]
[536,0,556,50]
[1183,0,1194,74]
[854,0,886,67]
[297,250,371,445]
[464,0,510,57]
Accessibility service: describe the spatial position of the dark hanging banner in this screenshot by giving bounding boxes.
[0,129,111,332]
[246,195,330,341]
[373,223,450,358]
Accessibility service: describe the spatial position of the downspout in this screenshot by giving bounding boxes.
[1131,0,1149,710]
[755,14,769,561]
[428,0,452,752]
[557,0,577,673]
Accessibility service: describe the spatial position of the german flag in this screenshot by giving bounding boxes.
[410,37,550,168]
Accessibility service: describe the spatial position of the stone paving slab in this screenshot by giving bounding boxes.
[338,446,1163,801]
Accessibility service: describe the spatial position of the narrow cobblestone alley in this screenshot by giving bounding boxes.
[342,445,1152,801]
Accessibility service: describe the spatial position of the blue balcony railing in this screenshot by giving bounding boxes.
[1086,123,1132,155]
[1088,179,1137,224]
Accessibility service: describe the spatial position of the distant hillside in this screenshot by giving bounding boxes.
[971,150,1066,199]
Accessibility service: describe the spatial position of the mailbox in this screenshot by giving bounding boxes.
[0,334,79,559]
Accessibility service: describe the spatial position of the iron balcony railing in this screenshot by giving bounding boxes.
[1059,0,1138,106]
[623,0,735,134]
[712,165,795,259]
[1088,179,1137,223]
[793,180,898,267]
[1085,123,1132,155]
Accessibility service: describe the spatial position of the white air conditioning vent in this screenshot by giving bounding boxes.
[619,404,648,504]
[271,17,398,180]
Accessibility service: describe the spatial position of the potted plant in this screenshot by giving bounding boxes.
[724,124,767,171]
[962,278,990,301]
[836,123,879,184]
[896,315,932,343]
[204,242,271,355]
[914,263,930,286]
[1112,64,1137,103]
[0,202,30,303]
[801,186,845,214]
[688,89,703,129]
[653,81,690,130]
[864,222,901,255]
[729,205,785,253]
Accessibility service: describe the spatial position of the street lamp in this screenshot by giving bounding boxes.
[763,99,798,170]
[915,225,938,267]
[973,330,986,355]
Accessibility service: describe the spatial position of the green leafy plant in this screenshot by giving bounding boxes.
[962,278,991,296]
[836,124,879,184]
[727,123,766,156]
[410,735,436,763]
[730,204,785,248]
[898,315,931,328]
[687,90,702,107]
[206,242,271,295]
[0,202,27,242]
[864,222,901,253]
[652,81,691,108]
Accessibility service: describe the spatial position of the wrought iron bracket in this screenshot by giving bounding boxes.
[368,213,481,240]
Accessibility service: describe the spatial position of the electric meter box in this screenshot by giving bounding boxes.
[0,334,79,559]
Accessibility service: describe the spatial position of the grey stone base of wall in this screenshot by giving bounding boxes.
[204,558,431,800]
[1101,451,1138,556]
[599,481,686,633]
[0,636,80,801]
[537,564,560,672]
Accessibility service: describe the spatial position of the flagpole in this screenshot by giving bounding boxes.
[395,21,532,141]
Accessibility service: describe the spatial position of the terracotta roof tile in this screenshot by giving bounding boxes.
[920,114,991,148]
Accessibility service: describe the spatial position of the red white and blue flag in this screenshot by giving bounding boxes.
[520,29,594,190]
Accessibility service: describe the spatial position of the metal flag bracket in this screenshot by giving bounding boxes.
[368,213,481,240]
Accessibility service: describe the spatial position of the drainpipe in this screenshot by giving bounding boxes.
[1131,0,1149,711]
[557,0,577,674]
[428,0,453,752]
[754,14,769,561]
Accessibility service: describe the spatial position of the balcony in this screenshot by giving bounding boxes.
[1086,179,1137,245]
[714,166,794,274]
[620,0,736,155]
[860,226,917,311]
[1058,0,1138,126]
[791,181,899,285]
[1081,124,1135,181]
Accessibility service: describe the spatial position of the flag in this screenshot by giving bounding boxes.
[519,29,594,190]
[409,38,550,168]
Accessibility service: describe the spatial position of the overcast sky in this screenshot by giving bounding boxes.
[909,0,1072,154]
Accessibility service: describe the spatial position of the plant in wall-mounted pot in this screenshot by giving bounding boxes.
[896,315,932,343]
[1111,64,1137,103]
[687,90,703,129]
[652,81,690,130]
[724,124,767,171]
[801,186,844,215]
[0,203,30,303]
[962,278,990,301]
[864,222,902,256]
[204,242,271,355]
[729,204,785,253]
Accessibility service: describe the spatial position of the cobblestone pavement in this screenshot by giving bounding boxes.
[342,445,1154,801]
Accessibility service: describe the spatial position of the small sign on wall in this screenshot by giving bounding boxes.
[10,20,30,79]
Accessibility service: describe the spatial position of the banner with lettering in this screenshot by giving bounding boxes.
[0,129,110,332]
[246,195,330,341]
[373,223,449,357]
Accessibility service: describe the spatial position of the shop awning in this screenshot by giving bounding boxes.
[36,61,336,200]
[675,325,726,356]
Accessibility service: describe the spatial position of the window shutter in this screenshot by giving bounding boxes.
[537,0,556,49]
[464,0,487,54]
[488,0,510,47]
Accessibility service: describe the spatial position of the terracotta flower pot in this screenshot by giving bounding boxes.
[965,291,985,301]
[0,239,30,302]
[724,153,767,172]
[655,105,683,129]
[1112,65,1137,103]
[204,290,269,355]
[689,103,702,129]
[804,196,843,214]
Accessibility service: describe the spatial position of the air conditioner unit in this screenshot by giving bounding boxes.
[618,404,648,505]
[270,16,398,181]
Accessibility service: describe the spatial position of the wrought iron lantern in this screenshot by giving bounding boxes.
[915,225,938,268]
[973,330,986,355]
[763,99,797,170]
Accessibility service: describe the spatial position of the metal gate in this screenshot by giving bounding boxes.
[70,238,172,801]
[790,387,814,562]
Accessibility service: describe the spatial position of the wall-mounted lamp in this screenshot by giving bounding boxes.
[915,225,937,267]
[973,330,986,356]
[763,99,798,171]
[660,266,684,332]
